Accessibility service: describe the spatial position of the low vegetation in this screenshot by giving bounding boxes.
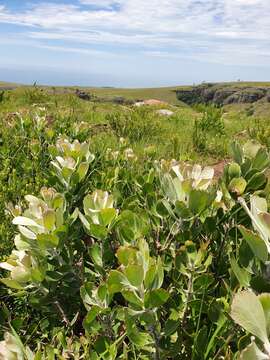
[1,85,270,358]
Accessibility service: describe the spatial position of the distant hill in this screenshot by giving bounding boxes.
[1,81,270,106]
[0,81,22,90]
[0,82,187,105]
[83,86,186,105]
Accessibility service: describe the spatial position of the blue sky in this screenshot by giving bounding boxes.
[0,0,269,87]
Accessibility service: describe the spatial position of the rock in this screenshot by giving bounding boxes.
[134,99,167,107]
[201,87,216,102]
[175,84,270,106]
[212,89,236,105]
[224,89,266,104]
[75,89,91,101]
[134,101,145,107]
[112,96,126,104]
[111,96,134,105]
[156,109,174,116]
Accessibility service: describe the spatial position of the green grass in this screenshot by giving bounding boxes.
[1,83,270,164]
[214,81,270,87]
[0,81,21,89]
[83,86,187,104]
[0,82,188,104]
[2,80,270,104]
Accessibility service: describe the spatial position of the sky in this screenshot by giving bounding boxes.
[0,0,269,87]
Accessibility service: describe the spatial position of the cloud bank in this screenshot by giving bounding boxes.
[0,0,269,85]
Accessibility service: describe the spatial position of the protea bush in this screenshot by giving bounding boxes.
[2,130,270,359]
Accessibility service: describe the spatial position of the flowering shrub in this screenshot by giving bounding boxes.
[1,128,270,359]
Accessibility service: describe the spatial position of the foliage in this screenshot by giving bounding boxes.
[107,108,164,143]
[248,118,270,149]
[2,92,270,358]
[0,91,4,104]
[231,291,270,359]
[22,84,50,105]
[192,104,226,155]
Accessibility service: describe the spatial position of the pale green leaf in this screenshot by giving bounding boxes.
[252,148,270,172]
[228,177,247,195]
[243,141,261,159]
[43,210,56,231]
[240,340,269,360]
[122,290,143,308]
[239,226,268,262]
[231,291,269,344]
[125,265,144,287]
[0,278,24,290]
[259,293,270,336]
[231,141,244,165]
[144,289,169,308]
[77,162,89,181]
[230,256,250,288]
[12,216,41,228]
[18,226,37,240]
[107,270,128,294]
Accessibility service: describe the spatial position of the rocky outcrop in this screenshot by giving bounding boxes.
[224,89,266,105]
[156,109,174,116]
[175,83,270,106]
[75,89,91,101]
[213,89,236,105]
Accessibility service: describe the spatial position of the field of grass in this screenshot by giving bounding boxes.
[0,83,186,104]
[0,81,20,89]
[216,81,270,87]
[1,84,266,162]
[84,86,187,104]
[2,80,270,104]
[1,83,270,358]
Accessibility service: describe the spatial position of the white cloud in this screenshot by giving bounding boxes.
[36,44,117,57]
[79,0,125,6]
[0,0,269,68]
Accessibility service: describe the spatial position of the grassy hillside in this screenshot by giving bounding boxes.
[1,81,270,104]
[83,86,186,104]
[0,82,269,166]
[0,82,186,104]
[0,81,21,89]
[216,81,270,87]
[1,82,270,158]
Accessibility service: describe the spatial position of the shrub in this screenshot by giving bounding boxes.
[192,104,225,154]
[2,100,270,358]
[107,108,163,143]
[1,123,270,358]
[22,84,49,105]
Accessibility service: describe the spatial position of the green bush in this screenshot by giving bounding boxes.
[22,84,50,105]
[107,108,164,143]
[1,110,270,358]
[192,105,226,155]
[2,93,270,358]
